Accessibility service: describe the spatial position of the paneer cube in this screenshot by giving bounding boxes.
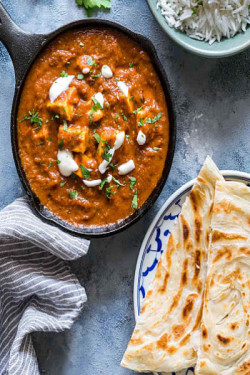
[75,99,104,124]
[47,87,79,121]
[120,95,133,114]
[96,128,119,163]
[58,125,89,153]
[74,154,97,178]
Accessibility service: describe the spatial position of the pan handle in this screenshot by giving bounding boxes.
[0,3,47,85]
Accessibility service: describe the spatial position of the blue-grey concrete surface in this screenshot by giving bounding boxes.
[0,0,249,374]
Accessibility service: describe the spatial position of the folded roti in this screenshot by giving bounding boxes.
[195,180,250,375]
[121,156,224,373]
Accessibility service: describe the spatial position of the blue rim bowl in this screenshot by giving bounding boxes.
[147,0,250,58]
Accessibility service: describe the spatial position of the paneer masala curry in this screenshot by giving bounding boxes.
[17,28,170,228]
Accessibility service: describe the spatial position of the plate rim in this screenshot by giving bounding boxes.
[134,169,250,319]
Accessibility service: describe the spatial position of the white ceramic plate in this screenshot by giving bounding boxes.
[134,170,250,375]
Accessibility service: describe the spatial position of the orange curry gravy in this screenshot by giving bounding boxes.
[17,28,169,228]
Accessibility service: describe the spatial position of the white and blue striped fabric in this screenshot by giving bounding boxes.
[0,197,90,375]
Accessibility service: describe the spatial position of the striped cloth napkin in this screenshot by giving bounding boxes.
[0,197,90,375]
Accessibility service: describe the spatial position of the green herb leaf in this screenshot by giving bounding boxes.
[69,190,78,199]
[63,120,68,131]
[101,142,112,162]
[57,159,61,164]
[77,74,84,80]
[93,133,101,143]
[100,178,107,190]
[46,137,52,141]
[87,56,95,66]
[76,0,111,13]
[112,176,124,187]
[37,142,44,146]
[138,118,144,127]
[133,106,143,115]
[129,62,134,67]
[60,71,68,77]
[59,139,64,150]
[131,190,138,209]
[121,112,128,121]
[66,61,70,67]
[126,134,131,143]
[92,73,101,78]
[48,161,52,168]
[20,109,42,130]
[80,165,91,180]
[110,163,118,170]
[105,185,114,199]
[129,176,136,190]
[60,182,66,187]
[146,113,162,124]
[153,147,160,151]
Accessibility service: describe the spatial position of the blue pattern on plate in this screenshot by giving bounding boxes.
[136,175,250,375]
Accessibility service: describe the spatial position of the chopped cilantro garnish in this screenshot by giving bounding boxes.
[62,120,68,131]
[56,159,61,164]
[20,109,42,130]
[46,137,52,141]
[153,147,160,151]
[105,185,114,199]
[110,163,118,170]
[60,182,66,187]
[48,161,52,168]
[117,125,121,130]
[66,61,70,67]
[77,74,84,80]
[93,133,101,143]
[37,142,44,146]
[122,112,128,121]
[69,190,78,199]
[131,190,138,209]
[130,96,134,101]
[92,73,101,78]
[129,62,134,67]
[60,71,68,77]
[133,106,143,115]
[87,56,95,66]
[70,173,77,179]
[129,176,136,190]
[116,112,119,119]
[126,134,131,143]
[112,176,124,187]
[80,165,91,180]
[138,118,144,127]
[59,139,64,150]
[100,178,107,190]
[146,113,162,124]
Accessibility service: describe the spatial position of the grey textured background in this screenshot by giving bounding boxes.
[0,0,249,374]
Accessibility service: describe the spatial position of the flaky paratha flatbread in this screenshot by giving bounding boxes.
[195,180,250,375]
[121,157,224,373]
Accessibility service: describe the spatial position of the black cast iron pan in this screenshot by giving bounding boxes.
[0,3,176,238]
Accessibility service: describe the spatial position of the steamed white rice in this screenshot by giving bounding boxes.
[157,0,250,44]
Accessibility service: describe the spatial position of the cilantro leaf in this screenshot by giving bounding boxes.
[76,0,111,14]
[129,176,136,190]
[20,109,42,130]
[69,190,78,199]
[131,190,138,209]
[93,133,101,143]
[100,178,107,190]
[80,165,91,180]
[146,113,162,124]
